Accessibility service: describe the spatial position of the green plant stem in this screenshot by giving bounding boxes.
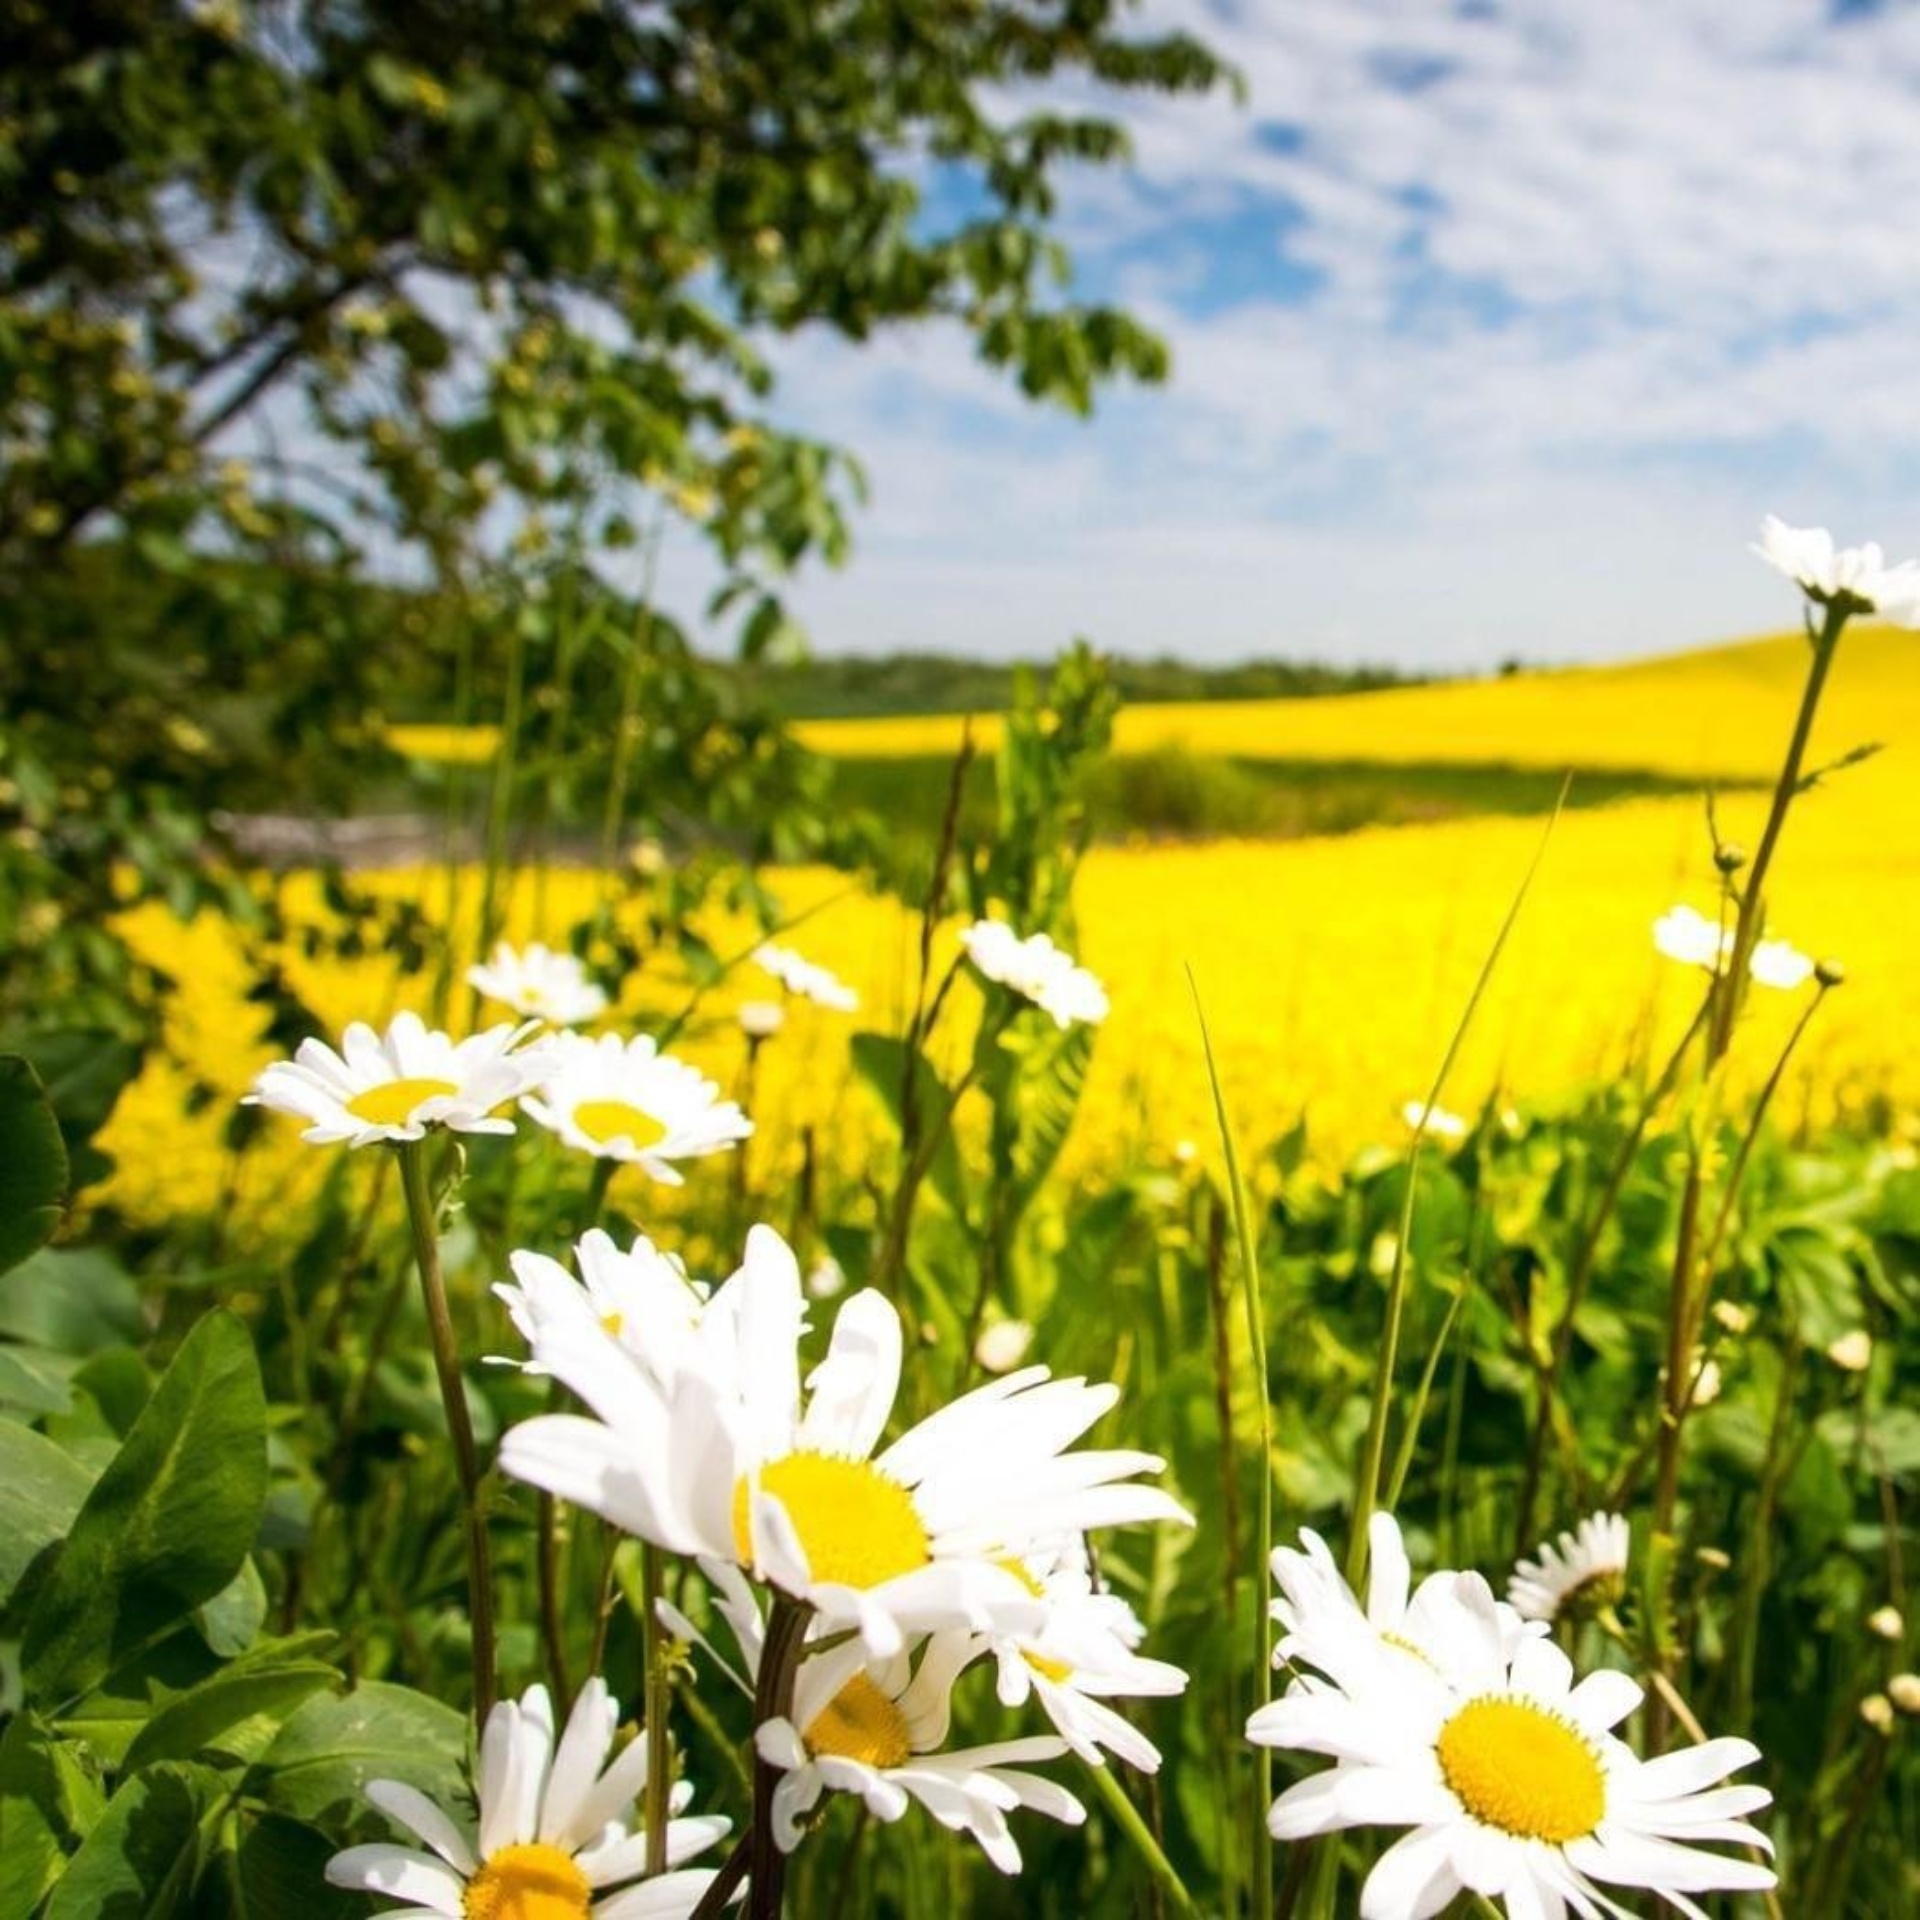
[1082,1761,1196,1916]
[745,1596,811,1919]
[537,1489,572,1715]
[1514,996,1711,1554]
[1190,973,1271,1920]
[396,1138,497,1723]
[1350,782,1567,1585]
[1695,984,1830,1283]
[641,1543,671,1875]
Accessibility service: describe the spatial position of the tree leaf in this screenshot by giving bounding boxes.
[250,1682,469,1827]
[0,1054,68,1275]
[23,1311,268,1708]
[41,1760,224,1920]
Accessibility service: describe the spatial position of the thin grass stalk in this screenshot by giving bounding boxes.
[1350,781,1568,1585]
[641,1543,671,1874]
[1082,1761,1196,1917]
[1514,995,1712,1553]
[1189,972,1271,1920]
[396,1138,497,1721]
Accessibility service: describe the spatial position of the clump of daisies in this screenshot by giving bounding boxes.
[494,1220,1190,1875]
[468,939,610,1024]
[959,918,1109,1029]
[326,1678,727,1918]
[1247,1513,1776,1917]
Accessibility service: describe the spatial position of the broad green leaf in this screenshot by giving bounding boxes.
[209,1814,362,1920]
[0,1417,95,1606]
[0,1713,105,1920]
[0,1341,73,1416]
[0,1246,142,1355]
[4,1029,142,1146]
[41,1760,224,1920]
[194,1556,268,1658]
[50,1632,225,1771]
[123,1647,339,1772]
[0,1055,67,1275]
[23,1311,268,1707]
[251,1682,469,1826]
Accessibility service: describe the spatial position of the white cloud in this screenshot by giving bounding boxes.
[669,2,1920,667]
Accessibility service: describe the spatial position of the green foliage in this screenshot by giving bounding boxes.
[0,1056,66,1275]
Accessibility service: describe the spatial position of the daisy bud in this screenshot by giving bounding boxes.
[1860,1693,1895,1736]
[1696,1546,1732,1573]
[974,1318,1036,1375]
[1713,842,1748,874]
[1690,1357,1723,1408]
[1815,956,1847,989]
[1712,1301,1753,1336]
[1888,1673,1920,1716]
[1825,1329,1872,1372]
[804,1254,846,1300]
[1868,1605,1904,1642]
[738,999,787,1041]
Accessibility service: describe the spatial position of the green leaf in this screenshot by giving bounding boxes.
[194,1557,268,1659]
[0,1713,105,1920]
[251,1682,469,1827]
[0,1417,95,1607]
[0,1342,74,1417]
[23,1311,268,1707]
[0,1247,143,1355]
[850,1032,967,1216]
[5,1030,141,1153]
[41,1760,224,1920]
[208,1815,362,1920]
[0,1055,68,1275]
[123,1645,339,1773]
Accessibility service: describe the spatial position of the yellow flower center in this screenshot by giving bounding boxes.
[1436,1696,1606,1843]
[461,1842,591,1920]
[731,1451,930,1590]
[803,1672,913,1769]
[345,1076,458,1126]
[572,1097,669,1151]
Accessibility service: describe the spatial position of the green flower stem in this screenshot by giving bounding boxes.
[1190,974,1271,1920]
[1081,1761,1196,1917]
[642,1543,672,1875]
[396,1137,498,1724]
[746,1595,812,1920]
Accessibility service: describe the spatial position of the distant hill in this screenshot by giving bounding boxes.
[730,650,1426,719]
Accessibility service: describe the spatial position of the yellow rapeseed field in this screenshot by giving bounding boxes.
[100,630,1920,1226]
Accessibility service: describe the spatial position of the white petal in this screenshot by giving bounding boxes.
[364,1780,477,1874]
[323,1843,465,1914]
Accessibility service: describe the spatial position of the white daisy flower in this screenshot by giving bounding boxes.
[1509,1513,1631,1625]
[467,941,609,1025]
[1267,1514,1541,1687]
[661,1559,1083,1874]
[753,942,858,1012]
[980,1540,1187,1773]
[958,918,1109,1029]
[1652,905,1732,973]
[1402,1100,1468,1143]
[245,1012,550,1148]
[521,1032,751,1183]
[1748,938,1815,992]
[495,1229,708,1385]
[1753,515,1920,624]
[757,1632,1084,1874]
[324,1678,727,1919]
[1249,1564,1776,1919]
[498,1224,1190,1659]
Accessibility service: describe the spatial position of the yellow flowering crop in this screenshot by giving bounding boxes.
[101,629,1920,1226]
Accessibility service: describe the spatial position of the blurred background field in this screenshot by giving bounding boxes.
[99,624,1920,1230]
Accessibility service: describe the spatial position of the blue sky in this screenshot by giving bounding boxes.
[666,0,1920,669]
